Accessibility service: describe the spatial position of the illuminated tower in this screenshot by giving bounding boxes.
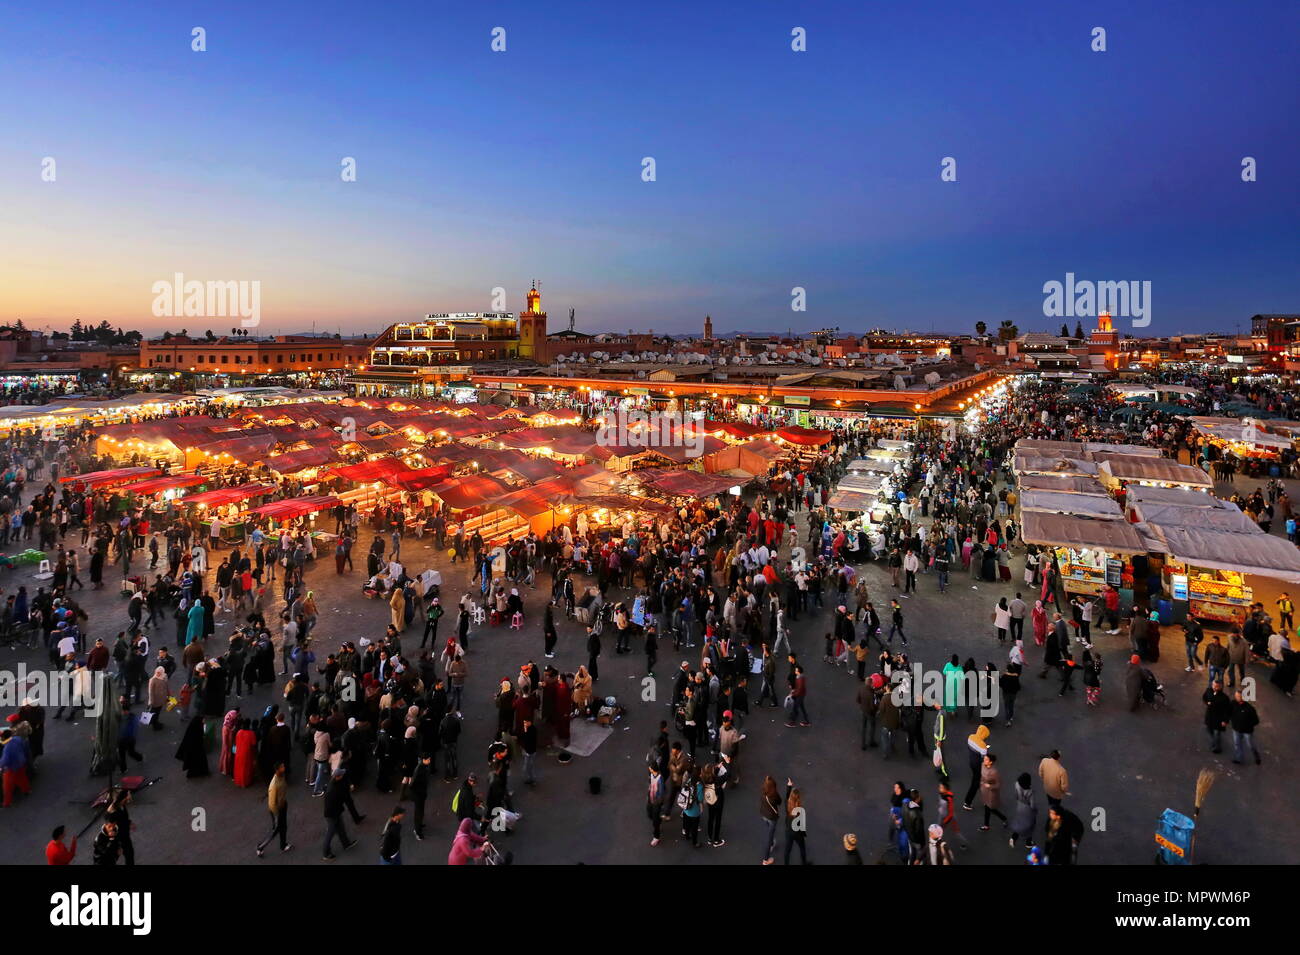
[1089,311,1119,368]
[518,280,547,360]
[703,314,713,340]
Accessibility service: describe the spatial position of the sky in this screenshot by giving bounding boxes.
[1,0,1297,339]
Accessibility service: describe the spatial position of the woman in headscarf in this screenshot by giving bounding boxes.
[146,666,169,731]
[186,599,205,645]
[1031,599,1048,647]
[219,708,240,776]
[1009,772,1038,848]
[447,817,488,865]
[175,714,210,778]
[233,718,257,787]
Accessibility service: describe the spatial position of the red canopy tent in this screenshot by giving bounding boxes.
[60,466,160,489]
[119,473,210,495]
[323,458,411,483]
[426,474,511,511]
[180,482,276,508]
[703,420,772,440]
[265,446,344,474]
[245,494,342,521]
[388,466,452,491]
[775,425,833,446]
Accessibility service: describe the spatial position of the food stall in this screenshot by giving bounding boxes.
[1019,511,1150,597]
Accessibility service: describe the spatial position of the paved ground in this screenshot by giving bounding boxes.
[1,473,1296,866]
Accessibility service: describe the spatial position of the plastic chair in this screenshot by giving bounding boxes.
[510,612,523,630]
[470,604,486,626]
[37,559,51,575]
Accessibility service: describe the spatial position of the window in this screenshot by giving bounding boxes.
[197,355,205,363]
[317,353,323,362]
[221,355,228,363]
[247,355,253,363]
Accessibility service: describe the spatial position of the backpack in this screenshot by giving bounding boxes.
[703,782,718,806]
[676,783,696,811]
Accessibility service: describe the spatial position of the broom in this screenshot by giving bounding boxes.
[1190,768,1217,862]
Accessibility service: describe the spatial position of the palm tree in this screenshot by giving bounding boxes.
[975,321,987,337]
[998,320,1019,341]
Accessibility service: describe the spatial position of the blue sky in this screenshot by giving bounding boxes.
[1,0,1297,337]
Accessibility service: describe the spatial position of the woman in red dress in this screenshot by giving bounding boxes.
[233,719,257,787]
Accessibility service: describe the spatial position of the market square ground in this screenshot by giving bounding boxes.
[1,473,1295,865]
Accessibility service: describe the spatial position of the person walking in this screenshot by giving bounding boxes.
[887,600,907,646]
[1230,690,1262,765]
[379,806,405,865]
[783,778,808,865]
[647,764,667,847]
[786,664,810,727]
[321,769,358,861]
[256,762,291,857]
[961,725,990,810]
[978,753,1008,831]
[1008,772,1038,848]
[1202,679,1231,754]
[759,775,782,865]
[1037,749,1070,810]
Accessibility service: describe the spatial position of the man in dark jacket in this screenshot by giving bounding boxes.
[1202,680,1231,753]
[1230,691,1261,765]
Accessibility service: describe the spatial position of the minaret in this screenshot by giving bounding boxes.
[703,315,713,340]
[518,281,547,360]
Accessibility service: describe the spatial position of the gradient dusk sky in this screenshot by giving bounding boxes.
[2,0,1297,338]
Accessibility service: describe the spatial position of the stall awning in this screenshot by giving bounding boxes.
[1019,490,1123,520]
[703,420,772,440]
[490,479,574,518]
[1095,454,1213,489]
[265,446,344,474]
[827,488,881,511]
[179,482,276,508]
[1020,511,1150,555]
[246,495,342,521]
[775,426,834,446]
[120,473,210,495]
[1015,474,1109,495]
[323,458,411,483]
[629,469,740,498]
[390,466,453,491]
[60,467,161,488]
[188,432,276,462]
[1153,524,1300,584]
[426,474,512,511]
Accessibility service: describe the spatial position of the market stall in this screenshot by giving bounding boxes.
[1019,511,1152,596]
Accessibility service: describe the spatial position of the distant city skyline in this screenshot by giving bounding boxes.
[3,0,1297,336]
